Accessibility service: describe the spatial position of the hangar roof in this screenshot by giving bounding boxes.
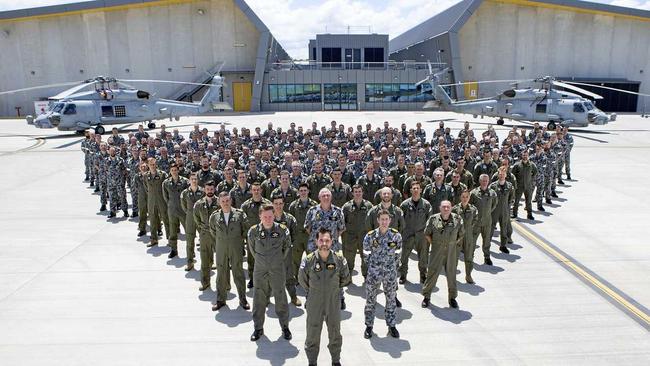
[389,0,650,54]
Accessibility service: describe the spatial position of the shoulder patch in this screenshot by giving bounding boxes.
[306,252,315,260]
[390,228,399,233]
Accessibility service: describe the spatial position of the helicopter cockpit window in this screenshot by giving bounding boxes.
[52,103,64,113]
[584,102,594,111]
[573,103,585,113]
[136,90,150,99]
[503,90,516,98]
[63,104,77,115]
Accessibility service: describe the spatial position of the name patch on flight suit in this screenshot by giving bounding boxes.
[326,263,336,270]
[315,262,322,272]
[271,231,279,238]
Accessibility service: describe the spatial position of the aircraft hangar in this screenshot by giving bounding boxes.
[0,0,288,116]
[389,0,650,113]
[0,0,649,116]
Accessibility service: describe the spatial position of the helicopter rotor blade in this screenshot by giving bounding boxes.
[120,79,220,88]
[560,81,650,98]
[552,80,603,100]
[0,81,83,96]
[415,77,430,87]
[439,79,533,87]
[427,61,433,75]
[216,61,226,75]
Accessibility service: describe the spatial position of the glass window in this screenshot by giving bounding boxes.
[52,103,64,113]
[286,84,295,102]
[573,103,585,113]
[322,48,342,68]
[536,103,547,113]
[277,85,287,103]
[269,85,278,103]
[101,105,114,117]
[364,48,384,68]
[63,104,76,115]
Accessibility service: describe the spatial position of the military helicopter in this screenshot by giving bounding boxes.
[0,74,231,135]
[416,65,643,130]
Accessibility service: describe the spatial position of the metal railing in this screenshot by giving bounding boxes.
[267,60,446,71]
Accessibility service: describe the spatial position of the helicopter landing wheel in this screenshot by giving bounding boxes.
[95,125,106,135]
[547,121,557,131]
[496,118,505,126]
[147,122,156,130]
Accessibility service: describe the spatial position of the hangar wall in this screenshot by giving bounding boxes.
[458,0,650,111]
[0,0,261,116]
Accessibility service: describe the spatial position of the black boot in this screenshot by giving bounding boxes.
[557,179,565,185]
[123,210,129,217]
[567,174,572,180]
[551,190,558,198]
[537,204,545,212]
[388,326,400,338]
[484,256,493,266]
[449,298,459,309]
[250,329,264,342]
[168,249,178,259]
[420,272,426,284]
[282,327,292,340]
[132,212,138,218]
[395,297,402,308]
[363,326,373,339]
[340,298,346,310]
[90,181,95,187]
[247,279,254,289]
[100,204,107,212]
[398,276,406,284]
[499,245,510,254]
[108,211,116,218]
[527,211,535,220]
[94,187,100,192]
[137,230,146,237]
[84,175,89,181]
[421,297,430,308]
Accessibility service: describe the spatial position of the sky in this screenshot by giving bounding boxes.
[0,0,648,59]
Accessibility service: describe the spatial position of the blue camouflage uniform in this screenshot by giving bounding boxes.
[362,227,402,327]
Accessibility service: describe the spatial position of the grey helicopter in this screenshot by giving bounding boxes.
[0,74,230,135]
[416,65,647,130]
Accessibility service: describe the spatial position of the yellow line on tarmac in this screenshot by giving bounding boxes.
[512,221,650,327]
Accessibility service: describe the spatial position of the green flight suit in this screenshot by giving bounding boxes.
[326,182,352,208]
[180,186,204,264]
[356,174,382,202]
[511,160,538,214]
[299,251,350,365]
[275,212,298,300]
[193,196,220,288]
[145,169,169,244]
[365,204,406,233]
[452,203,479,278]
[341,199,373,277]
[209,208,248,302]
[271,186,298,212]
[489,181,515,246]
[306,174,332,201]
[288,198,318,281]
[469,187,498,258]
[135,171,148,233]
[162,176,189,251]
[422,213,464,300]
[241,197,272,280]
[248,222,292,331]
[399,197,432,279]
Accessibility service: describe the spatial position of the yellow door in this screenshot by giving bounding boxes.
[464,81,478,100]
[232,82,252,112]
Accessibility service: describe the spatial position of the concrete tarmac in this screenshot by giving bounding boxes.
[0,112,648,365]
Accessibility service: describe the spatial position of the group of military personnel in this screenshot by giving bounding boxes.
[80,119,573,366]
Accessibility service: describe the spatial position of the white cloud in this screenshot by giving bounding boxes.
[609,0,650,9]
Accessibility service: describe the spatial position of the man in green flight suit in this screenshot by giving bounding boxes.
[299,228,350,366]
[145,157,169,247]
[248,204,293,342]
[180,174,204,271]
[162,163,189,258]
[193,181,220,291]
[209,192,250,311]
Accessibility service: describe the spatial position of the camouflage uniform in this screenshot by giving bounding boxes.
[560,134,574,177]
[106,155,128,213]
[422,213,464,300]
[81,139,91,179]
[304,205,346,252]
[97,151,109,206]
[544,149,558,199]
[362,228,402,328]
[530,152,547,205]
[127,157,141,213]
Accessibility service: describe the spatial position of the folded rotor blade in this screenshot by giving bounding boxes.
[560,81,650,98]
[120,79,218,87]
[0,81,83,96]
[553,80,603,100]
[439,79,532,87]
[415,78,430,87]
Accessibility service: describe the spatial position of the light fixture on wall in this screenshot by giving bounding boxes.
[520,66,525,70]
[79,69,84,74]
[168,67,172,72]
[125,68,130,73]
[197,9,205,15]
[468,65,472,70]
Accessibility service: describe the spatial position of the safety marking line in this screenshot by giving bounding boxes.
[0,137,45,157]
[512,221,650,331]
